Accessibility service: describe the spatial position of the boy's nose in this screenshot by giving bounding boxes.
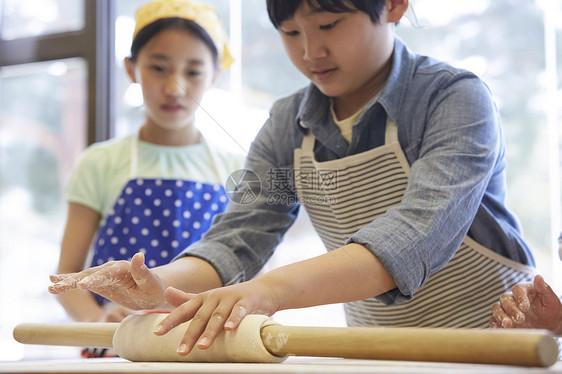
[303,36,328,61]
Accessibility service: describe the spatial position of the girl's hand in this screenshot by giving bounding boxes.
[490,275,562,336]
[153,279,280,355]
[49,252,166,310]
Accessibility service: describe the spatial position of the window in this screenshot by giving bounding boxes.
[0,59,87,360]
[0,0,111,360]
[0,0,84,40]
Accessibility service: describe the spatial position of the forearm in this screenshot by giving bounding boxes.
[154,256,223,294]
[56,290,105,322]
[259,243,396,310]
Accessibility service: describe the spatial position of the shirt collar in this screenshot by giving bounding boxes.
[377,37,414,129]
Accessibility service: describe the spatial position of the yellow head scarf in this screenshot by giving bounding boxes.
[133,0,234,71]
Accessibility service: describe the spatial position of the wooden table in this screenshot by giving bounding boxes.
[1,357,562,374]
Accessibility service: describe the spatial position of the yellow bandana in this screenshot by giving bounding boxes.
[133,0,234,71]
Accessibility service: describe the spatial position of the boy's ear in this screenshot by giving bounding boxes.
[124,57,138,83]
[386,0,409,23]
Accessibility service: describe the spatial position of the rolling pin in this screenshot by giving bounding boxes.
[13,313,559,367]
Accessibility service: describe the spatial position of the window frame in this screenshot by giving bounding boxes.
[0,0,116,144]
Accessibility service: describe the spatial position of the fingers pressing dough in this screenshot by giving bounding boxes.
[113,313,286,363]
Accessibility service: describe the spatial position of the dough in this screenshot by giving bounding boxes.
[113,313,287,363]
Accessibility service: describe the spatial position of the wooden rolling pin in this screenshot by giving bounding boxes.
[13,314,559,367]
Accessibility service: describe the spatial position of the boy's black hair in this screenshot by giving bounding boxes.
[266,0,386,29]
[130,17,218,68]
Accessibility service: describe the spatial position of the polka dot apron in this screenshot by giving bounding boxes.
[90,135,229,305]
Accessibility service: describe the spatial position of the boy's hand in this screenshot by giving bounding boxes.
[49,252,166,310]
[153,278,280,355]
[490,275,562,336]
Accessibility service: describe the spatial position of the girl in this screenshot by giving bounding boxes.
[51,0,536,356]
[53,0,242,337]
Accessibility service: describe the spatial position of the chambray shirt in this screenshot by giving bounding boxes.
[179,38,535,304]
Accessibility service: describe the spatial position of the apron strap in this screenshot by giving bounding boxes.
[130,133,139,179]
[301,132,316,153]
[385,118,398,144]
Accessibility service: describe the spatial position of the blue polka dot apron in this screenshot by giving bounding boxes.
[91,135,229,305]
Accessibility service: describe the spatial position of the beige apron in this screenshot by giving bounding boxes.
[294,120,536,328]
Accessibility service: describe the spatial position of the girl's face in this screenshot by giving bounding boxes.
[126,28,217,134]
[278,1,404,116]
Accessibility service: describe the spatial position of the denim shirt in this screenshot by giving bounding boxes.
[179,38,535,303]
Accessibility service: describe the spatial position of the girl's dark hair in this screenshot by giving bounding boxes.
[130,17,218,67]
[266,0,386,29]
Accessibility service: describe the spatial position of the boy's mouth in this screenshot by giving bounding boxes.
[312,68,337,81]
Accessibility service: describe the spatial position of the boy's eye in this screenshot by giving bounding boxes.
[320,21,338,30]
[187,70,201,77]
[282,30,299,37]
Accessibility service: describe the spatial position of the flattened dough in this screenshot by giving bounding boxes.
[113,313,286,363]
